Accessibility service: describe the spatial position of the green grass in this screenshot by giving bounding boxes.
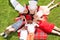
[0,0,60,40]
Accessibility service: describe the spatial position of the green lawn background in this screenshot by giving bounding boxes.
[0,0,60,40]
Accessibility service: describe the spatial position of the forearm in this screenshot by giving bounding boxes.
[10,0,25,13]
[10,0,18,8]
[49,3,58,10]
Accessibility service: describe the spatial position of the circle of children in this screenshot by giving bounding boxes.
[0,0,60,40]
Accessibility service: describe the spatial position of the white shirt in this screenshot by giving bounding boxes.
[20,30,28,40]
[39,6,50,15]
[25,22,38,33]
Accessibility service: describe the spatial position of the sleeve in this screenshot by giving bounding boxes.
[39,6,50,15]
[36,10,44,18]
[10,0,25,13]
[25,24,28,27]
[33,22,39,27]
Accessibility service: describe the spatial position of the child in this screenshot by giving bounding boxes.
[10,0,28,13]
[17,26,28,40]
[17,14,39,40]
[39,0,60,15]
[33,12,60,36]
[25,14,39,40]
[28,0,60,21]
[0,15,26,38]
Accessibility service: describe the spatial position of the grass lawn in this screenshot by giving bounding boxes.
[0,0,60,40]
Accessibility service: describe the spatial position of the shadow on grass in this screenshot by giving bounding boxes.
[6,32,18,40]
[8,0,18,12]
[8,0,15,9]
[48,33,60,37]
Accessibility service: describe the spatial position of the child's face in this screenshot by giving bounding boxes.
[23,8,28,14]
[29,9,36,15]
[27,20,33,24]
[33,14,38,20]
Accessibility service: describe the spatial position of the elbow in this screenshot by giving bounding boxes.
[10,0,15,3]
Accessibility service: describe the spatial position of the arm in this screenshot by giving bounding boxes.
[17,29,21,32]
[10,0,25,13]
[47,0,55,7]
[10,0,18,8]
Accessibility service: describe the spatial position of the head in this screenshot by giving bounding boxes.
[26,14,33,24]
[33,14,39,21]
[23,8,28,14]
[33,13,41,21]
[29,8,37,14]
[19,5,28,14]
[28,1,37,14]
[33,14,40,23]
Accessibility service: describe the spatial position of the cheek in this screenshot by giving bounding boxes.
[30,11,35,14]
[34,16,36,19]
[34,15,38,19]
[24,10,28,13]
